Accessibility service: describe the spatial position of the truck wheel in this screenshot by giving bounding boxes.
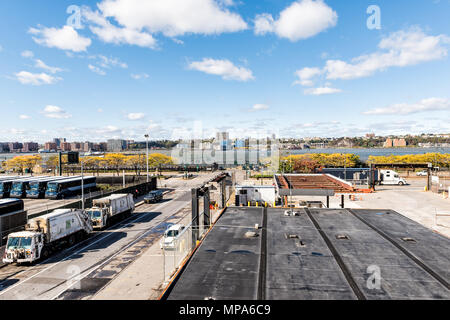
[41,248,50,260]
[68,235,76,247]
[398,181,404,186]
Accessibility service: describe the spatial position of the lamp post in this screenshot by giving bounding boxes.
[81,161,84,210]
[145,134,149,183]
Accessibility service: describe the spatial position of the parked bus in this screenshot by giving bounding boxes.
[10,176,51,198]
[45,176,97,200]
[26,176,79,199]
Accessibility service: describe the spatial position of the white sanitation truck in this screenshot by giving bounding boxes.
[87,194,135,230]
[379,170,407,185]
[2,209,93,264]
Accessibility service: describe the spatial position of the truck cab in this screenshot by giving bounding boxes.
[87,207,109,229]
[379,170,407,185]
[2,231,45,264]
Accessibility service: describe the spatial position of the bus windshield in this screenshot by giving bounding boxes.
[47,183,58,193]
[7,237,32,249]
[28,182,39,192]
[11,183,23,192]
[0,184,3,192]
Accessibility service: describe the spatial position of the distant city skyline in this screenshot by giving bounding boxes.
[0,1,449,142]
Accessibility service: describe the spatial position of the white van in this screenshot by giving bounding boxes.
[379,170,407,185]
[160,224,185,249]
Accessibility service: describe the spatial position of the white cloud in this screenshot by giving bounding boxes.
[14,71,62,86]
[29,26,91,52]
[127,113,146,120]
[41,105,72,119]
[299,27,449,84]
[254,14,275,35]
[254,0,338,41]
[88,64,106,75]
[364,98,450,115]
[188,58,254,81]
[95,55,128,69]
[294,67,323,86]
[82,7,158,49]
[94,0,248,38]
[34,59,63,74]
[251,104,270,111]
[21,50,34,58]
[19,115,31,120]
[304,87,342,95]
[131,73,149,80]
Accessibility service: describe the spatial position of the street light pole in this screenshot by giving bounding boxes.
[81,161,84,210]
[145,134,149,183]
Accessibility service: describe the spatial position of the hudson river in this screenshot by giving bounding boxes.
[1,147,449,163]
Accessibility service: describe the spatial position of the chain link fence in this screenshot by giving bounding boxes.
[162,214,212,283]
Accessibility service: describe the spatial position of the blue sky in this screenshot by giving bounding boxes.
[0,0,449,143]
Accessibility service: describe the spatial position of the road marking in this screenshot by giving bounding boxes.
[0,175,213,298]
[0,196,183,297]
[50,199,190,300]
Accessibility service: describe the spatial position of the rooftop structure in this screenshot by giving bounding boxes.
[274,174,363,194]
[166,207,450,300]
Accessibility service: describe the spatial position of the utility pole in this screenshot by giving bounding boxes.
[81,161,84,210]
[145,134,149,183]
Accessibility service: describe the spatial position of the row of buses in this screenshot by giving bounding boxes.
[0,176,96,200]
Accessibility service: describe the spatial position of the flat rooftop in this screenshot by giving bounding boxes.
[167,207,450,300]
[275,174,363,194]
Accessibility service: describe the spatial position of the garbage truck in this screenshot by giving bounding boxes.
[2,208,93,264]
[87,194,135,230]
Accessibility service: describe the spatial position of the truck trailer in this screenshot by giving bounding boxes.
[0,199,28,247]
[2,208,93,264]
[87,194,135,229]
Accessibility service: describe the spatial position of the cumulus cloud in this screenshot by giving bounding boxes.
[131,73,149,80]
[34,59,63,74]
[296,27,450,87]
[254,0,338,41]
[41,105,72,119]
[95,0,248,37]
[14,71,62,86]
[21,50,34,58]
[127,113,146,120]
[82,7,157,49]
[364,98,450,115]
[29,26,91,52]
[304,87,342,95]
[250,104,270,112]
[19,115,31,120]
[94,55,128,69]
[88,64,106,75]
[188,58,254,81]
[294,67,323,86]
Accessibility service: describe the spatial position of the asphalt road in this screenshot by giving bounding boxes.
[0,173,215,300]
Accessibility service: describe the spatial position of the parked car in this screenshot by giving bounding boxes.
[160,224,185,250]
[416,170,428,176]
[144,190,164,204]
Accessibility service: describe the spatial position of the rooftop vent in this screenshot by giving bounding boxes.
[285,233,299,239]
[401,237,416,243]
[336,234,350,240]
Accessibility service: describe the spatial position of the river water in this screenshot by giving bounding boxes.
[1,147,449,163]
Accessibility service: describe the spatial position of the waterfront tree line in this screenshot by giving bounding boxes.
[1,153,174,175]
[279,153,450,173]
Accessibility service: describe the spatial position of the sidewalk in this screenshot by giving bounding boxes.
[92,209,223,300]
